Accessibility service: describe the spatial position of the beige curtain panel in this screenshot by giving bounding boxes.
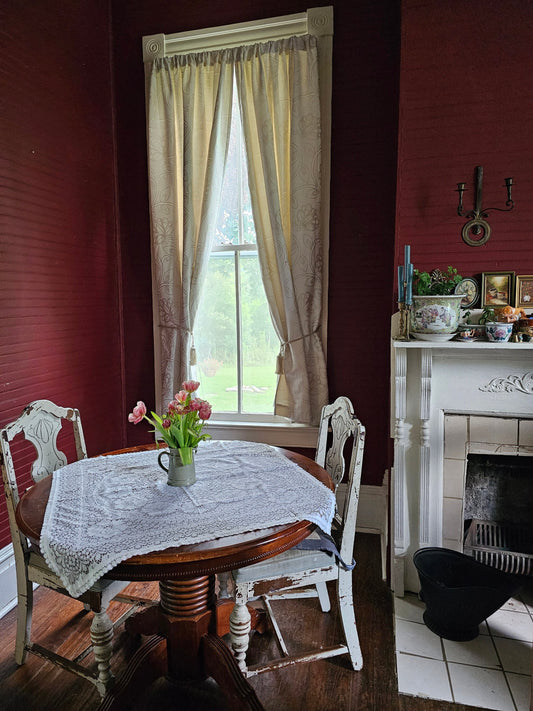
[234,35,328,425]
[145,52,233,408]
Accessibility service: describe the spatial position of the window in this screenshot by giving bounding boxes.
[143,8,333,442]
[193,90,280,416]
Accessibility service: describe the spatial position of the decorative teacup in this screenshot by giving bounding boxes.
[485,322,513,343]
[456,325,476,341]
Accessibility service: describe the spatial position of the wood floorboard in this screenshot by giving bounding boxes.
[0,534,474,711]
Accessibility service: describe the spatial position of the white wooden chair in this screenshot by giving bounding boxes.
[0,399,147,696]
[229,396,366,675]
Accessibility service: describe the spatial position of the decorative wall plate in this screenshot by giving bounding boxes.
[455,277,479,308]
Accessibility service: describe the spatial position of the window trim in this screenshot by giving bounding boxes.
[142,8,333,59]
[206,420,319,449]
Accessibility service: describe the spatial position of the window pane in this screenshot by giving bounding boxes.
[213,93,256,247]
[195,254,237,413]
[240,253,278,413]
[195,85,278,417]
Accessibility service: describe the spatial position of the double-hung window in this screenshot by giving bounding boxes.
[143,8,333,445]
[193,88,279,418]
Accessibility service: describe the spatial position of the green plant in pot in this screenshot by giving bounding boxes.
[411,267,464,339]
[413,267,463,296]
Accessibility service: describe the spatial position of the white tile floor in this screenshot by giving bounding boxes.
[394,581,533,711]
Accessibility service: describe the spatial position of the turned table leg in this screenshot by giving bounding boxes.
[159,576,264,710]
[99,575,265,711]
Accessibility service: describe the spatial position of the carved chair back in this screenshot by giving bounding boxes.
[315,395,364,531]
[0,399,87,556]
[315,396,359,489]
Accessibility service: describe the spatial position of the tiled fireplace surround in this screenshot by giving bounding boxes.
[440,414,533,556]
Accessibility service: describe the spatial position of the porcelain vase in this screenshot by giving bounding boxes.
[158,447,196,487]
[410,294,463,335]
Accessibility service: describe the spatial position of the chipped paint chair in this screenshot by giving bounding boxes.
[229,396,366,675]
[0,399,145,696]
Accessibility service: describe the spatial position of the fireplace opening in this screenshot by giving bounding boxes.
[463,453,533,575]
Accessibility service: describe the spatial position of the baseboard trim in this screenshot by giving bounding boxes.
[0,544,18,618]
[338,471,389,580]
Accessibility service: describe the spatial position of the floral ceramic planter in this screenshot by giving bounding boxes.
[411,295,463,335]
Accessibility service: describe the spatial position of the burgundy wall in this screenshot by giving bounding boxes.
[0,1,122,547]
[3,0,528,554]
[396,0,533,284]
[3,0,529,556]
[111,0,401,479]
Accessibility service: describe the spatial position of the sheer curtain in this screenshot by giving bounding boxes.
[145,52,233,409]
[235,35,328,425]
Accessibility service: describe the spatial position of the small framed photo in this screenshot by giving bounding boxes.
[481,271,515,308]
[454,277,479,308]
[515,275,533,308]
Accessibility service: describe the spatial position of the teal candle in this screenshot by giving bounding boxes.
[398,266,405,302]
[405,263,413,305]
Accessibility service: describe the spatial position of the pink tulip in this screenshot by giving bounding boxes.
[189,399,201,411]
[128,401,147,424]
[175,390,188,404]
[162,418,171,429]
[182,380,200,393]
[199,403,212,420]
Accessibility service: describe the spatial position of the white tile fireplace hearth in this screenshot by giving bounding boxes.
[390,333,533,595]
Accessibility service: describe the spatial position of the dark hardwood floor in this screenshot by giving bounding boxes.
[0,534,474,711]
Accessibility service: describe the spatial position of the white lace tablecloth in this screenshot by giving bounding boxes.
[40,440,335,597]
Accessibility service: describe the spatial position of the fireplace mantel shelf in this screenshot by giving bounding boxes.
[393,338,533,350]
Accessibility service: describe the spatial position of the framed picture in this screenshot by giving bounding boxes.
[515,275,533,308]
[454,277,479,308]
[480,271,515,308]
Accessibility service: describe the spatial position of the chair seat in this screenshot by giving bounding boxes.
[233,539,334,583]
[28,549,120,595]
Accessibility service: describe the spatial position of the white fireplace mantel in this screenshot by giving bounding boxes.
[390,333,533,594]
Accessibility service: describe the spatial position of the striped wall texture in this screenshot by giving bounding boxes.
[395,0,533,282]
[0,1,125,549]
[2,0,531,554]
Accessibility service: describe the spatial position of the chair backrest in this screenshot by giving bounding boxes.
[337,415,365,565]
[315,396,359,490]
[315,397,366,558]
[0,400,86,553]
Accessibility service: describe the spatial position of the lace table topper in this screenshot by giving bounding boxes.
[41,440,335,597]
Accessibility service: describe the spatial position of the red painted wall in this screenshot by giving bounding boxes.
[396,0,533,287]
[111,0,401,479]
[0,2,122,548]
[3,1,529,556]
[3,0,529,557]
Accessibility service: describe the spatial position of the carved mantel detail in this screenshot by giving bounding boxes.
[480,371,533,395]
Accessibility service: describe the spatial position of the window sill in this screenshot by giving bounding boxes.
[205,420,318,449]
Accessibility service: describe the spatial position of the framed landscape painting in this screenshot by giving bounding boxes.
[481,271,515,308]
[515,275,533,308]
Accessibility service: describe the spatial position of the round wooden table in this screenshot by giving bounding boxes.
[16,445,333,711]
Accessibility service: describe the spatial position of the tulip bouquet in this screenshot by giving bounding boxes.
[128,380,212,465]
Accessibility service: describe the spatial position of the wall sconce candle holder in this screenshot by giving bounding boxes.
[456,166,514,246]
